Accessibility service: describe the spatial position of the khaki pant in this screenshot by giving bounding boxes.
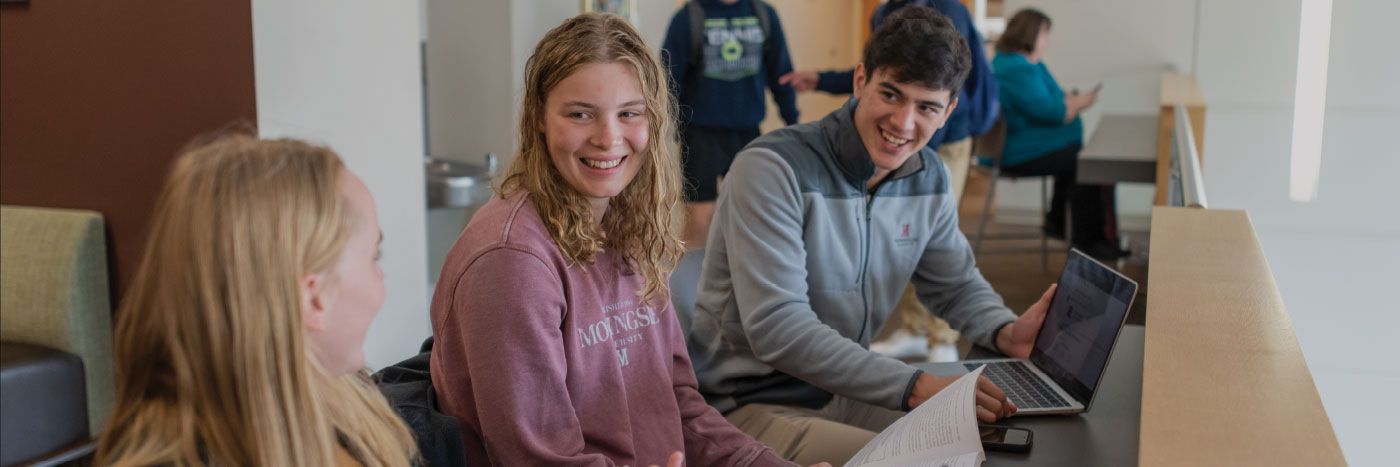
[724,396,906,466]
[938,137,972,206]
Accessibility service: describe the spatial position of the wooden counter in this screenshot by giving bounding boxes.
[1142,207,1345,466]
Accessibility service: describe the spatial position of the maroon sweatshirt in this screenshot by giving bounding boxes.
[430,192,791,467]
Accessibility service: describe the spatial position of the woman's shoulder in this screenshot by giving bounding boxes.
[445,191,568,275]
[458,191,552,249]
[992,52,1033,73]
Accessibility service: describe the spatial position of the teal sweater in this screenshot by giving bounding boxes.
[991,52,1083,166]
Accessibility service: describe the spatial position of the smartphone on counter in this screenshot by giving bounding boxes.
[979,425,1033,453]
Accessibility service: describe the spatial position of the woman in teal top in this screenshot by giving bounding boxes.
[991,8,1123,258]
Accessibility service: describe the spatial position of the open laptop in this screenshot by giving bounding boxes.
[922,248,1138,415]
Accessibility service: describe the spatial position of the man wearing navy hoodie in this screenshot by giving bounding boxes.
[663,0,800,250]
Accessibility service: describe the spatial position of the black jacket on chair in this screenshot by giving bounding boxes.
[374,337,469,466]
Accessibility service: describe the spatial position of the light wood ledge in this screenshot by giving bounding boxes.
[1142,207,1344,466]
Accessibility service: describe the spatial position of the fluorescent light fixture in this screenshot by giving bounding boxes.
[1289,0,1333,202]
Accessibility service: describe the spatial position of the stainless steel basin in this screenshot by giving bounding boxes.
[425,155,496,208]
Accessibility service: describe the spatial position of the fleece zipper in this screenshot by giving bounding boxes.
[855,187,878,344]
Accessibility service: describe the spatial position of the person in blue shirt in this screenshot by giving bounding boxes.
[993,8,1123,258]
[779,0,998,206]
[662,0,800,250]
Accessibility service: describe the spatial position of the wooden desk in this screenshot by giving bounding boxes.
[1142,208,1344,466]
[1079,114,1159,185]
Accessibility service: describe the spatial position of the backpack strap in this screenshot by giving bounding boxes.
[753,0,773,62]
[687,0,706,76]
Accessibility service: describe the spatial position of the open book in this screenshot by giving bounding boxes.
[844,366,987,467]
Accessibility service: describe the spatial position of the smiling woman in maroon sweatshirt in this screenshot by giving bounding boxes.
[428,13,801,467]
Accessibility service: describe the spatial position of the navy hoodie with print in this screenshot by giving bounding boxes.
[662,0,799,129]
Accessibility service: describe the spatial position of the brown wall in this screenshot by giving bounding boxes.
[1,0,256,303]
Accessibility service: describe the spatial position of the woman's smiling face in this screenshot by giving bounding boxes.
[543,62,649,216]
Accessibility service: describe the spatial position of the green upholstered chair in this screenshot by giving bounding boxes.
[1,205,115,464]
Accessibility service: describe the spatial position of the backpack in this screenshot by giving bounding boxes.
[685,0,775,82]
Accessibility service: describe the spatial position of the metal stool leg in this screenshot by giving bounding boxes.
[1040,176,1049,273]
[974,165,1000,254]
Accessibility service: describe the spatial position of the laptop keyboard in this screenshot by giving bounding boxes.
[964,361,1071,409]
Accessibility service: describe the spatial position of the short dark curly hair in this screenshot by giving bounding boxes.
[862,6,971,97]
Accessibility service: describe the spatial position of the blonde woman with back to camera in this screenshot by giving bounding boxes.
[96,135,417,466]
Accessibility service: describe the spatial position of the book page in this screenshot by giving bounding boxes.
[844,366,986,467]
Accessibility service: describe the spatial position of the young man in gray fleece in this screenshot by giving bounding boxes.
[685,7,1056,465]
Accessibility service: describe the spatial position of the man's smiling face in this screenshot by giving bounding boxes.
[851,63,957,181]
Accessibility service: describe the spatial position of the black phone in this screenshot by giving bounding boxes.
[979,425,1033,453]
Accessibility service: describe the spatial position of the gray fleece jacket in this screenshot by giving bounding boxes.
[687,98,1018,414]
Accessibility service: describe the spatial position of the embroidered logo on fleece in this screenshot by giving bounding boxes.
[895,217,919,246]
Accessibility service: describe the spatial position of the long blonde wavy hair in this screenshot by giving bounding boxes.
[499,13,685,304]
[96,135,416,466]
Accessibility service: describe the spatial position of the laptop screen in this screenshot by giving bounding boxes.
[1029,250,1137,405]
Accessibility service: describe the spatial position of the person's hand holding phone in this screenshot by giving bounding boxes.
[1084,82,1103,106]
[1064,92,1097,122]
[1079,90,1099,109]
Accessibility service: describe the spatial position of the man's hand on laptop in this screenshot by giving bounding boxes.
[909,373,1017,422]
[995,284,1057,359]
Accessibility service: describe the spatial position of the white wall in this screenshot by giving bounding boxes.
[1195,2,1400,464]
[1005,0,1400,464]
[252,0,430,370]
[426,0,515,166]
[427,0,678,170]
[1199,0,1400,235]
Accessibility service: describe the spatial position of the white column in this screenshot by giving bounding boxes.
[252,0,430,370]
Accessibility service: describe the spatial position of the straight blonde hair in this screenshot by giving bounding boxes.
[499,12,685,304]
[96,135,416,466]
